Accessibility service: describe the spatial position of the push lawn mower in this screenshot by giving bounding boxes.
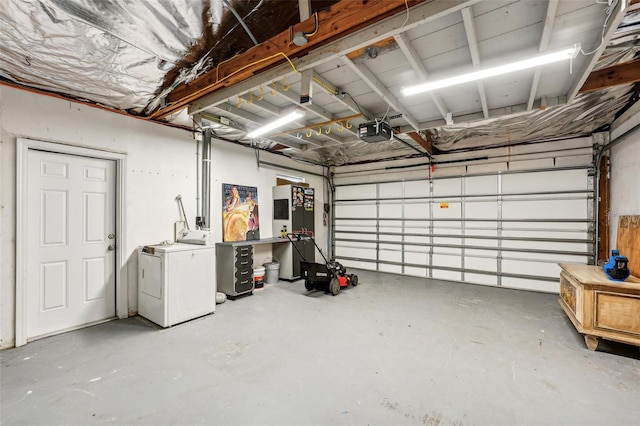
[287,232,358,296]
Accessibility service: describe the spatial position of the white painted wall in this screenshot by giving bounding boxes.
[609,112,640,249]
[0,85,326,349]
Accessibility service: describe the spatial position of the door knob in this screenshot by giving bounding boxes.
[108,233,115,239]
[108,245,115,251]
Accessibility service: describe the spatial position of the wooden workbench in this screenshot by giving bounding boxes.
[559,263,640,350]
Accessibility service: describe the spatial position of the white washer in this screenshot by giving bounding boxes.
[138,243,216,327]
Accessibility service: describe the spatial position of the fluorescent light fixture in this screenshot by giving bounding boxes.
[246,110,305,138]
[402,45,580,97]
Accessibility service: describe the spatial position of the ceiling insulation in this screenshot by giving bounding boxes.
[0,0,319,113]
[0,0,209,113]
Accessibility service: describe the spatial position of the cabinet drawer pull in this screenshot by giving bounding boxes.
[241,270,249,275]
[240,279,250,285]
[240,261,248,265]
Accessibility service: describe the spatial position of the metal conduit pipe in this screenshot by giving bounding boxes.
[222,0,260,46]
[327,166,335,259]
[196,131,202,224]
[202,130,212,229]
[257,159,326,179]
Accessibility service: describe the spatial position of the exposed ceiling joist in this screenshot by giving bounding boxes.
[169,0,479,120]
[461,6,489,119]
[264,83,359,142]
[579,58,640,93]
[567,0,626,103]
[407,131,434,155]
[269,113,362,137]
[216,102,318,149]
[234,93,348,145]
[398,96,567,133]
[188,69,298,115]
[310,73,374,119]
[393,32,451,121]
[156,0,427,119]
[340,56,421,130]
[236,94,281,116]
[291,0,481,72]
[527,0,559,111]
[346,37,396,60]
[267,83,333,121]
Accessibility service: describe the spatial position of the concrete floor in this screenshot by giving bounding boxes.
[2,269,639,425]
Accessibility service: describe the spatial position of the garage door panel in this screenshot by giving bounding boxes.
[465,256,498,272]
[339,233,377,242]
[502,229,589,240]
[336,184,376,199]
[379,243,399,251]
[380,249,402,262]
[433,178,461,196]
[404,235,428,244]
[334,164,593,293]
[379,203,402,218]
[433,203,461,218]
[502,199,588,219]
[433,253,461,265]
[379,182,402,198]
[406,251,429,265]
[405,267,428,277]
[432,269,462,281]
[335,203,375,218]
[501,240,588,253]
[504,277,558,292]
[341,259,377,271]
[502,169,588,192]
[405,226,429,235]
[465,175,498,194]
[335,246,376,260]
[380,264,402,274]
[502,259,559,278]
[405,203,430,219]
[465,201,498,218]
[465,273,498,286]
[405,180,430,197]
[503,221,588,231]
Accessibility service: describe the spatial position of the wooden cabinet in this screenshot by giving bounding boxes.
[559,263,640,350]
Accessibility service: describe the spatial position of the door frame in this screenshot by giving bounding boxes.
[16,138,128,346]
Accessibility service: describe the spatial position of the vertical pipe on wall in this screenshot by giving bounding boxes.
[461,177,466,282]
[202,129,212,229]
[196,134,202,225]
[193,114,203,227]
[327,166,335,259]
[497,173,503,286]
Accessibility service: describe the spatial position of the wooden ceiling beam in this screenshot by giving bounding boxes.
[188,0,479,119]
[407,131,433,155]
[346,37,396,60]
[579,58,640,93]
[153,0,426,119]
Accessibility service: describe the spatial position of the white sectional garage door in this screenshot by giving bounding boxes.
[333,166,594,293]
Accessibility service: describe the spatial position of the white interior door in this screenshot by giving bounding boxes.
[26,150,116,340]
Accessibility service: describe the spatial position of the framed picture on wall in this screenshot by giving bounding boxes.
[222,183,259,242]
